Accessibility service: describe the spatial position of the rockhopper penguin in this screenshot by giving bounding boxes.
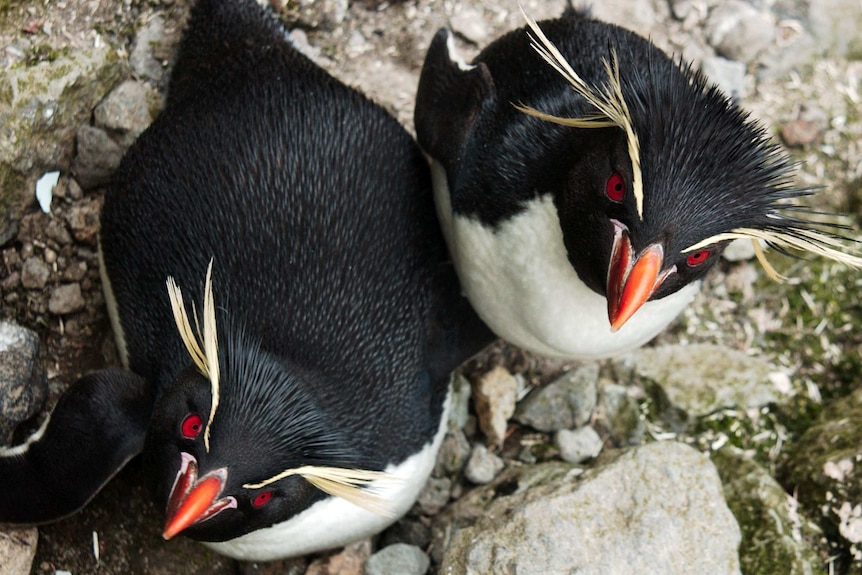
[0,0,490,561]
[414,8,862,360]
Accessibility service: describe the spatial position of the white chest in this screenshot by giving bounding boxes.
[431,161,698,360]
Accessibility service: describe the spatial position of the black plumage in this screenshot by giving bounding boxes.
[414,9,859,359]
[0,0,490,559]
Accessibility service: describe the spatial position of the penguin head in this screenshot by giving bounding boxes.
[143,263,393,542]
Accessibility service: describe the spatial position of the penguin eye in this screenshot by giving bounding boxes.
[686,250,711,267]
[252,491,273,507]
[605,173,625,202]
[181,413,203,439]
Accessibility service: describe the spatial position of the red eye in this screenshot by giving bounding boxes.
[181,413,203,439]
[686,250,710,266]
[606,173,625,202]
[253,491,273,507]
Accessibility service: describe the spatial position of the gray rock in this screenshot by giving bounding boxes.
[595,382,645,446]
[722,238,757,262]
[417,476,451,516]
[380,519,432,550]
[20,257,50,289]
[0,527,38,575]
[555,426,603,464]
[472,366,517,448]
[450,7,490,45]
[72,125,124,190]
[464,444,504,485]
[439,442,741,575]
[619,344,778,426]
[0,46,125,211]
[447,373,472,431]
[365,543,429,575]
[65,197,101,245]
[433,429,471,477]
[290,0,348,30]
[701,56,747,99]
[130,15,167,83]
[515,363,598,433]
[48,283,85,315]
[44,217,72,245]
[706,1,775,63]
[714,447,820,575]
[0,321,47,444]
[808,0,862,57]
[93,80,154,148]
[588,0,662,40]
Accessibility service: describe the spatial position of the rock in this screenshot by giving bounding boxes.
[365,543,429,575]
[781,119,822,148]
[515,364,598,433]
[238,557,307,575]
[595,382,645,446]
[130,15,167,83]
[0,321,47,444]
[447,373,472,431]
[44,217,72,245]
[438,442,741,574]
[417,476,451,515]
[450,7,490,45]
[65,197,101,245]
[0,45,125,212]
[705,1,775,63]
[48,283,85,315]
[713,447,820,575]
[0,527,38,575]
[288,0,349,30]
[808,0,862,57]
[464,444,504,485]
[618,344,778,428]
[71,125,124,190]
[701,56,747,99]
[433,429,471,477]
[94,80,155,148]
[20,256,50,289]
[555,426,603,464]
[588,0,662,40]
[305,540,371,575]
[777,387,862,558]
[722,238,756,262]
[472,366,517,447]
[379,519,432,550]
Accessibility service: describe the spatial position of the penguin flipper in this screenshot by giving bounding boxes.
[0,368,154,524]
[414,28,495,174]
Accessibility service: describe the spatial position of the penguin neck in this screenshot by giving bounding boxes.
[431,160,699,360]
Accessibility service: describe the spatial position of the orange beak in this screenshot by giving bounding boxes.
[162,453,236,540]
[606,221,670,332]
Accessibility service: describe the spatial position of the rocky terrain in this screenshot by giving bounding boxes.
[1,0,862,574]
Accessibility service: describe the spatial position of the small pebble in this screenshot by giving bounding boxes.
[473,366,517,448]
[464,444,504,485]
[20,257,50,289]
[48,283,85,315]
[417,476,451,515]
[555,426,603,464]
[365,543,430,575]
[780,119,822,147]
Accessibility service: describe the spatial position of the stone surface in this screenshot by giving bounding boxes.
[0,527,38,575]
[65,196,101,245]
[595,382,645,446]
[808,0,862,57]
[714,447,820,575]
[93,80,155,148]
[618,344,778,427]
[722,238,757,262]
[130,15,167,83]
[20,256,50,289]
[447,374,472,431]
[0,45,125,214]
[417,476,452,516]
[778,387,862,560]
[48,283,85,315]
[701,55,747,98]
[450,7,490,44]
[433,429,471,477]
[438,442,741,574]
[464,444,505,485]
[365,543,429,575]
[472,366,517,447]
[555,426,603,464]
[705,0,775,63]
[515,364,598,433]
[305,540,371,575]
[71,125,124,190]
[0,320,47,444]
